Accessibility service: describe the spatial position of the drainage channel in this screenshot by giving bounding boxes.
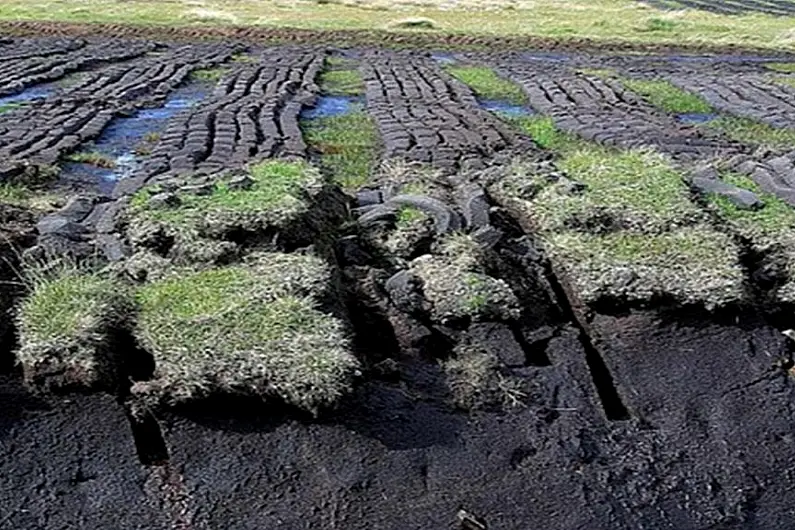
[59,81,212,195]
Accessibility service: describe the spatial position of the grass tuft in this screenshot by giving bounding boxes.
[67,151,116,169]
[304,107,379,189]
[621,78,713,114]
[190,67,226,82]
[503,115,573,150]
[445,65,527,105]
[133,252,359,412]
[547,227,744,307]
[640,17,677,32]
[702,172,795,302]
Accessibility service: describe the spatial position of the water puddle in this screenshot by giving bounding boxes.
[666,54,783,64]
[430,52,457,66]
[301,95,362,120]
[0,83,56,107]
[60,83,210,195]
[676,112,717,124]
[519,52,571,63]
[478,99,534,117]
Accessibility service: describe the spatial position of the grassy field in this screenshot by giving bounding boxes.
[1,0,795,50]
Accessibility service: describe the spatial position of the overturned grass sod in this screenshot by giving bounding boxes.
[490,113,745,308]
[126,159,335,260]
[131,252,359,413]
[16,266,134,391]
[702,172,795,302]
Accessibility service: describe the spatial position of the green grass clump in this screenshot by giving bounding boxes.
[189,67,226,82]
[503,117,702,232]
[547,227,744,307]
[304,108,379,189]
[16,267,132,390]
[621,78,713,114]
[67,151,116,169]
[706,116,795,150]
[765,63,795,73]
[0,182,30,205]
[640,17,677,32]
[132,252,359,412]
[445,66,527,105]
[319,68,364,96]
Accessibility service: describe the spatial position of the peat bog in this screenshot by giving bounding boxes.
[3,23,795,530]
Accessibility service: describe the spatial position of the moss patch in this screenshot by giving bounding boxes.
[304,107,379,189]
[445,65,527,105]
[621,78,713,114]
[16,267,133,390]
[132,252,359,412]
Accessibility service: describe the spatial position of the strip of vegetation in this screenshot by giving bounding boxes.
[773,76,795,90]
[620,78,713,114]
[319,66,365,96]
[706,116,795,150]
[132,251,359,413]
[16,266,133,390]
[189,67,226,82]
[0,102,22,114]
[303,108,379,189]
[67,151,116,169]
[702,172,795,302]
[445,65,527,105]
[765,63,795,73]
[491,114,744,308]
